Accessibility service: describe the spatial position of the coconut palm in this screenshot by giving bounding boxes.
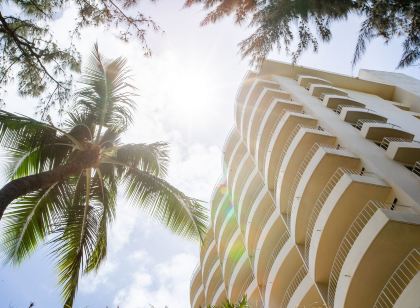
[0,44,207,307]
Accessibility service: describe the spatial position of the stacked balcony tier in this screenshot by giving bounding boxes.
[190,73,420,308]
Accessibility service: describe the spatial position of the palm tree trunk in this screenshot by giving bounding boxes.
[0,148,100,220]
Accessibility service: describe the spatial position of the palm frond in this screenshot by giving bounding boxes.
[6,140,74,180]
[1,182,69,264]
[0,111,83,182]
[0,110,58,154]
[85,168,117,273]
[49,172,101,307]
[121,167,207,241]
[76,43,137,135]
[0,44,208,307]
[99,128,122,149]
[110,142,169,177]
[0,110,82,151]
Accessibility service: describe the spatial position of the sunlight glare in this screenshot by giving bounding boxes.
[153,51,215,123]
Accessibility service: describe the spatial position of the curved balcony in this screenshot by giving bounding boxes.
[254,210,288,288]
[253,99,303,162]
[238,172,264,233]
[278,144,358,219]
[270,126,335,199]
[339,107,387,125]
[309,84,347,98]
[192,284,205,308]
[223,128,241,168]
[280,265,307,307]
[291,167,390,251]
[223,230,246,288]
[205,260,224,305]
[210,180,227,224]
[211,281,227,306]
[259,227,289,297]
[202,240,218,281]
[413,161,420,177]
[214,193,230,238]
[245,89,290,146]
[394,273,420,308]
[332,208,420,308]
[285,271,323,308]
[231,155,254,206]
[235,71,257,123]
[291,168,378,250]
[298,75,332,89]
[263,112,318,188]
[245,189,275,256]
[407,111,420,120]
[308,177,392,285]
[226,142,248,189]
[237,167,258,221]
[217,209,238,263]
[385,139,420,167]
[190,265,202,306]
[200,230,215,265]
[238,79,279,135]
[265,238,303,308]
[303,168,362,262]
[228,254,253,302]
[285,145,361,228]
[360,123,414,143]
[323,95,365,111]
[247,278,263,308]
[246,88,291,147]
[391,101,410,111]
[374,248,420,308]
[326,200,390,306]
[238,273,254,300]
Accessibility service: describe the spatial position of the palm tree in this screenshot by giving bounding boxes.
[0,44,207,307]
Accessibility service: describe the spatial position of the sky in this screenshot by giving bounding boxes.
[0,1,419,307]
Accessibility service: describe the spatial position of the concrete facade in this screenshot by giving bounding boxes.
[190,61,420,308]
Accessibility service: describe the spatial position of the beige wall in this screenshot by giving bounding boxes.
[190,61,420,308]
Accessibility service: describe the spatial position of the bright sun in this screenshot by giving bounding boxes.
[152,51,215,122]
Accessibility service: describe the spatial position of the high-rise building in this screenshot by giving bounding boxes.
[189,61,420,308]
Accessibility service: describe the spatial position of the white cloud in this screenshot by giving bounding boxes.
[113,253,198,308]
[79,207,153,294]
[1,1,243,306]
[109,204,145,252]
[129,250,150,263]
[168,143,222,200]
[80,261,117,294]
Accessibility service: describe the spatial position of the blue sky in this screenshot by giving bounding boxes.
[0,1,419,307]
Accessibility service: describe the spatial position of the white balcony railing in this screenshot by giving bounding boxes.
[327,200,390,307]
[261,109,305,170]
[190,264,201,288]
[251,295,264,308]
[253,208,274,244]
[241,183,264,234]
[412,161,420,177]
[261,109,287,163]
[285,143,340,228]
[379,137,414,150]
[262,231,290,293]
[373,248,420,308]
[280,265,308,308]
[354,119,398,130]
[304,167,361,265]
[273,124,321,191]
[238,273,254,300]
[335,104,365,114]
